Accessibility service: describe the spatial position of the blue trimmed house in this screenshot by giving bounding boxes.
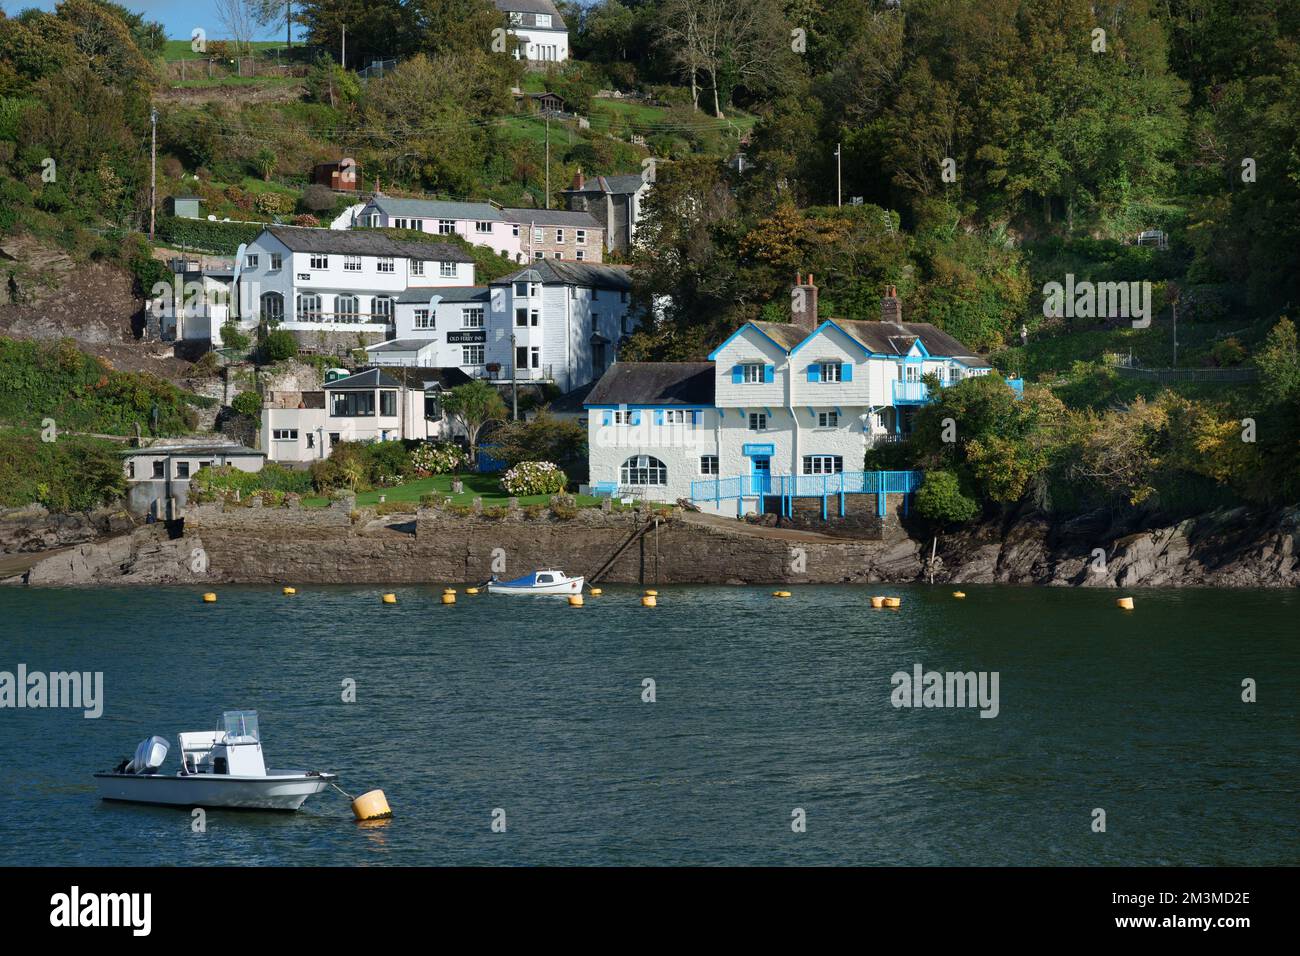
[584,280,1019,516]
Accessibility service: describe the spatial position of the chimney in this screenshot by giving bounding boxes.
[791,272,818,332]
[571,168,585,190]
[881,285,901,323]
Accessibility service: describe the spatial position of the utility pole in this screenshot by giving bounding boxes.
[509,332,518,420]
[834,143,842,207]
[149,107,158,240]
[545,113,551,210]
[340,23,345,69]
[1172,298,1179,368]
[287,1,292,51]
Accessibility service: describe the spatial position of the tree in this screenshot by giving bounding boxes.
[1256,318,1300,406]
[213,0,255,55]
[249,0,293,49]
[443,380,506,468]
[489,410,586,469]
[914,470,979,525]
[659,0,791,117]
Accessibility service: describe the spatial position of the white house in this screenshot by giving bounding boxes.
[349,195,605,263]
[369,260,637,393]
[234,226,476,344]
[120,444,264,517]
[496,0,568,62]
[584,280,1016,515]
[261,367,472,463]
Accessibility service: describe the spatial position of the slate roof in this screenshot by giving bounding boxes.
[365,339,437,353]
[396,286,489,304]
[500,207,602,228]
[120,445,264,458]
[744,318,991,367]
[495,0,567,28]
[585,363,715,407]
[565,173,647,195]
[368,366,475,390]
[496,260,633,290]
[262,226,473,262]
[546,381,596,415]
[322,368,405,390]
[367,196,502,222]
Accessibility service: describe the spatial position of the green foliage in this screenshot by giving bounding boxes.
[0,337,198,436]
[500,460,568,497]
[913,470,979,525]
[189,462,313,503]
[443,380,508,464]
[156,216,264,255]
[230,391,262,418]
[260,329,298,362]
[488,410,586,470]
[410,441,467,475]
[1256,318,1300,406]
[0,429,126,512]
[220,323,251,351]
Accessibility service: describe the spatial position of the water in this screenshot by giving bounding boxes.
[0,584,1295,866]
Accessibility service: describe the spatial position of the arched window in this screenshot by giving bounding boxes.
[335,295,359,322]
[296,293,321,320]
[621,455,667,486]
[260,292,284,323]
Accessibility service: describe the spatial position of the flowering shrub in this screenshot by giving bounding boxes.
[501,460,567,496]
[410,441,467,476]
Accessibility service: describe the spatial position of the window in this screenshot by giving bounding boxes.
[613,409,632,425]
[245,254,259,269]
[329,432,340,444]
[533,227,544,242]
[516,308,528,327]
[462,307,484,328]
[424,392,441,419]
[576,229,586,245]
[803,455,844,475]
[514,282,529,297]
[412,220,424,232]
[413,309,433,329]
[331,390,375,417]
[530,308,540,326]
[437,220,455,235]
[373,297,394,322]
[530,346,540,368]
[742,363,765,384]
[343,256,361,272]
[534,251,545,261]
[310,254,328,270]
[376,257,394,273]
[556,229,565,243]
[261,292,284,322]
[536,13,552,26]
[749,412,767,431]
[439,261,456,278]
[306,434,314,449]
[393,217,408,230]
[621,455,667,486]
[380,390,397,417]
[664,409,691,424]
[511,224,520,237]
[409,259,424,276]
[818,411,839,428]
[700,455,719,475]
[297,294,321,320]
[368,213,380,227]
[152,460,165,478]
[462,345,484,365]
[125,459,135,479]
[475,221,493,234]
[269,253,282,270]
[336,295,360,322]
[172,461,189,480]
[553,252,562,259]
[820,362,841,383]
[576,250,585,261]
[273,429,299,441]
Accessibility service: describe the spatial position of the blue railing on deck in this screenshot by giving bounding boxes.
[892,380,930,403]
[690,470,921,502]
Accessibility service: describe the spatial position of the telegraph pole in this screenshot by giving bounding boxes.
[510,332,518,420]
[340,24,345,69]
[834,143,842,207]
[149,107,158,240]
[545,114,551,209]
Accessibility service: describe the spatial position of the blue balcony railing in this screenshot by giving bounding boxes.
[690,470,922,502]
[892,380,930,404]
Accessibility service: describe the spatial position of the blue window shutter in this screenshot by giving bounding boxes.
[654,409,664,425]
[807,364,820,383]
[603,410,612,426]
[842,363,853,382]
[690,410,699,425]
[732,364,743,384]
[630,410,641,426]
[764,364,775,383]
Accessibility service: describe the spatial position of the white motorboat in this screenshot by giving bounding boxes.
[486,569,585,595]
[94,710,336,811]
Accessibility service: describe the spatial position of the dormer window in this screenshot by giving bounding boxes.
[820,362,841,382]
[741,363,765,384]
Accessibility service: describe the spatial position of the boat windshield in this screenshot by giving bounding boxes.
[222,710,260,742]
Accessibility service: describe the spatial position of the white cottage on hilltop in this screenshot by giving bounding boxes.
[584,279,1023,516]
[496,0,568,62]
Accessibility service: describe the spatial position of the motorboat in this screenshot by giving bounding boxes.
[487,569,585,595]
[93,710,336,811]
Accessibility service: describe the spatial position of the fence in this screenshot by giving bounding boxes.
[1109,363,1259,384]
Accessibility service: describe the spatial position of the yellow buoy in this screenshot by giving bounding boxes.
[569,594,584,607]
[442,592,456,605]
[351,789,392,821]
[952,591,966,599]
[642,595,657,607]
[1116,596,1135,610]
[870,596,885,609]
[773,590,791,598]
[466,587,479,595]
[644,589,658,597]
[202,592,217,603]
[283,587,296,596]
[443,587,457,595]
[382,593,397,604]
[590,588,602,596]
[884,596,902,608]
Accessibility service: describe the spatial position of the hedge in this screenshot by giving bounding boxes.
[156,215,265,254]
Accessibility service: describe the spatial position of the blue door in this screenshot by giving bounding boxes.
[750,456,771,495]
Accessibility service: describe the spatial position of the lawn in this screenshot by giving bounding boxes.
[161,40,290,62]
[300,473,606,510]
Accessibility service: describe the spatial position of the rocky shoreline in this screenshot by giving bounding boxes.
[3,498,1297,589]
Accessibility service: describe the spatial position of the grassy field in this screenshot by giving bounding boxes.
[161,40,290,62]
[300,473,607,510]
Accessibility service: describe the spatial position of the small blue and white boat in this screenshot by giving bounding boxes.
[487,569,584,595]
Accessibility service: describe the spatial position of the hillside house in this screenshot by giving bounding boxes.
[562,171,651,254]
[496,0,568,62]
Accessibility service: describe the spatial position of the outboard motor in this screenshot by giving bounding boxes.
[124,736,170,774]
